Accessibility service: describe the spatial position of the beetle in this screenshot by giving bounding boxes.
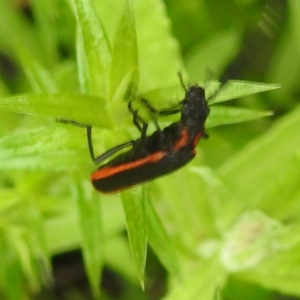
[87,74,210,193]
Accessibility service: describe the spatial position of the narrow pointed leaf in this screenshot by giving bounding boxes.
[207,106,272,128]
[73,0,111,96]
[121,187,147,287]
[109,0,139,102]
[76,28,90,94]
[8,229,39,291]
[131,100,272,130]
[76,181,104,297]
[140,80,279,109]
[208,81,280,104]
[0,94,110,128]
[27,201,52,277]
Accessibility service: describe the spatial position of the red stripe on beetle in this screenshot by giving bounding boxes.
[192,132,202,147]
[173,129,189,150]
[91,151,168,181]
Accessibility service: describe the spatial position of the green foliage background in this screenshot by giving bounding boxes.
[0,0,299,299]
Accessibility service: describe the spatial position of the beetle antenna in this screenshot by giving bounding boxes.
[177,72,187,91]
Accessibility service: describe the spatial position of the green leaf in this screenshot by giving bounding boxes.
[15,44,58,93]
[0,77,9,95]
[121,187,147,288]
[142,105,271,130]
[105,236,138,284]
[76,181,104,297]
[208,81,280,104]
[26,201,51,278]
[138,83,273,130]
[109,0,139,103]
[146,197,181,279]
[163,258,225,300]
[0,124,137,171]
[44,198,86,255]
[140,86,184,108]
[0,94,110,128]
[212,285,221,300]
[207,106,272,128]
[0,126,87,170]
[8,228,39,291]
[247,218,300,291]
[277,220,300,250]
[0,0,45,63]
[239,236,300,296]
[290,0,300,53]
[140,80,279,108]
[73,0,111,96]
[93,0,183,93]
[217,104,300,228]
[31,0,59,64]
[45,192,127,256]
[134,0,184,92]
[186,28,241,81]
[76,27,92,95]
[0,248,24,300]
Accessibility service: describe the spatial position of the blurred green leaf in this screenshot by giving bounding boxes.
[105,236,138,284]
[220,210,283,272]
[45,199,87,255]
[240,238,300,296]
[0,249,23,300]
[31,0,59,64]
[76,181,104,297]
[163,258,225,300]
[146,196,181,280]
[134,0,184,92]
[0,0,296,299]
[217,105,300,229]
[186,28,241,80]
[0,0,44,62]
[15,44,58,93]
[290,0,300,53]
[0,78,9,96]
[212,285,221,300]
[8,227,39,291]
[26,201,51,278]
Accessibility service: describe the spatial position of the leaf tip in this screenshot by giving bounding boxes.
[140,278,145,290]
